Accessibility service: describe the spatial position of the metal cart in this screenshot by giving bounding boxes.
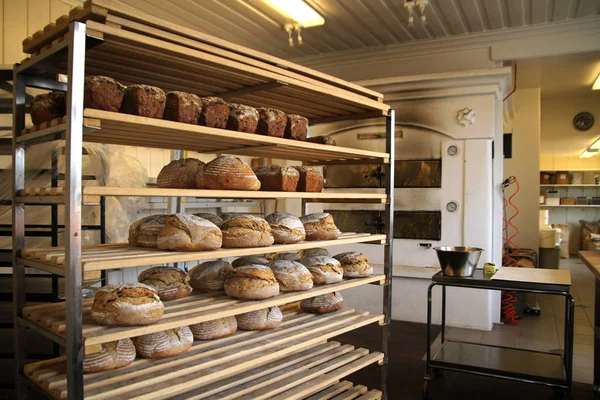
[424,269,574,399]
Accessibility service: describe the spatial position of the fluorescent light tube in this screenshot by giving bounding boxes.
[590,138,600,150]
[580,149,599,158]
[594,73,600,90]
[264,0,325,27]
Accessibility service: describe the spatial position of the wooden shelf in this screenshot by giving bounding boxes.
[17,186,387,204]
[24,308,384,400]
[22,275,385,352]
[540,205,600,208]
[18,110,389,165]
[540,184,600,187]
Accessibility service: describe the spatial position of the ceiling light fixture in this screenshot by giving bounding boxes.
[404,0,429,27]
[264,0,324,28]
[593,73,600,90]
[590,138,600,149]
[580,148,599,158]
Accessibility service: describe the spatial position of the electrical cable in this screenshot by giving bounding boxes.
[501,176,520,325]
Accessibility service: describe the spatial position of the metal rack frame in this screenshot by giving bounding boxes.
[13,18,395,399]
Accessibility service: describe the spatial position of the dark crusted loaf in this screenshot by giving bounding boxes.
[84,76,126,112]
[120,84,166,118]
[256,107,287,137]
[163,91,202,124]
[226,103,259,133]
[30,91,67,125]
[284,114,308,141]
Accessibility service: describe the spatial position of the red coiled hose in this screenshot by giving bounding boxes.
[502,176,520,325]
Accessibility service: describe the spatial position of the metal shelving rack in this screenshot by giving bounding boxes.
[12,2,395,398]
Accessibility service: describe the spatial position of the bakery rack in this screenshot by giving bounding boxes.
[12,1,395,399]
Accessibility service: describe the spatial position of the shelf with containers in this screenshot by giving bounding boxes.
[540,170,600,208]
[12,1,395,399]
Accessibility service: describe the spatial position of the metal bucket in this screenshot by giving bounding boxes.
[433,246,484,277]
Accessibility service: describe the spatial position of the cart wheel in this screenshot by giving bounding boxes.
[422,380,431,400]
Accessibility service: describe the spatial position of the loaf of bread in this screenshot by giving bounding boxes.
[301,292,343,314]
[269,252,301,262]
[219,212,246,222]
[298,248,330,258]
[253,165,299,192]
[265,212,305,244]
[163,91,202,124]
[157,213,222,251]
[269,260,313,292]
[30,91,67,125]
[133,326,193,359]
[199,97,230,128]
[284,114,308,141]
[226,103,259,133]
[224,265,279,300]
[188,260,234,291]
[194,213,223,228]
[128,215,167,248]
[120,84,166,118]
[334,251,373,278]
[231,256,270,268]
[256,107,287,137]
[157,158,204,189]
[293,167,324,192]
[300,213,341,241]
[190,316,237,340]
[236,306,283,330]
[307,136,336,146]
[200,156,260,191]
[83,338,136,374]
[301,256,343,285]
[221,215,274,248]
[91,283,164,326]
[84,76,125,112]
[138,266,193,301]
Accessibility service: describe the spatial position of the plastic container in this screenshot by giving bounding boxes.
[546,198,560,206]
[539,227,561,248]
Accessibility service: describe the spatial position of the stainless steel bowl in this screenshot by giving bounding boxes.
[433,246,484,277]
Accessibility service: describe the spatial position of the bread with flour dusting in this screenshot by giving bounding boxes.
[224,264,279,300]
[269,260,313,292]
[301,256,343,285]
[226,103,259,133]
[269,252,301,262]
[194,213,223,228]
[157,213,222,251]
[188,260,234,291]
[190,316,237,340]
[265,212,305,244]
[256,107,287,137]
[253,165,299,192]
[334,251,373,278]
[157,158,204,189]
[91,283,164,326]
[201,156,260,191]
[298,248,330,258]
[236,306,283,330]
[301,292,343,314]
[138,266,192,301]
[83,338,136,373]
[133,326,193,359]
[221,214,273,248]
[300,213,341,241]
[128,214,167,248]
[231,256,270,268]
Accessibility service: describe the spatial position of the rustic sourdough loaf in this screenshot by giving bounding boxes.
[231,256,270,268]
[194,213,223,228]
[138,266,193,301]
[199,97,230,128]
[298,248,330,258]
[293,166,324,192]
[226,103,259,133]
[334,251,373,278]
[84,76,125,112]
[301,256,343,285]
[300,213,341,241]
[221,215,274,248]
[284,114,308,141]
[133,326,193,359]
[157,213,222,251]
[83,338,136,374]
[224,264,279,300]
[236,306,283,330]
[163,91,202,124]
[301,292,343,314]
[190,316,237,340]
[30,91,67,125]
[188,260,234,291]
[253,165,299,192]
[200,156,260,191]
[128,214,167,248]
[256,107,287,137]
[268,252,301,262]
[157,158,204,189]
[120,84,166,118]
[269,260,313,292]
[265,212,305,244]
[91,283,164,326]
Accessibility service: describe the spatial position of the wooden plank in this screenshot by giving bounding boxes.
[304,381,355,400]
[354,390,383,400]
[329,385,368,400]
[579,251,600,280]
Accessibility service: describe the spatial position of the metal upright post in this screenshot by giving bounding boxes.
[12,63,28,400]
[65,21,87,400]
[381,110,395,399]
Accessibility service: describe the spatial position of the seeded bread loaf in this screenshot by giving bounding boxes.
[284,114,308,141]
[265,212,305,244]
[226,103,259,133]
[120,84,166,118]
[253,165,299,192]
[163,91,202,124]
[199,97,230,128]
[194,213,223,228]
[301,292,343,314]
[334,251,373,278]
[30,91,67,125]
[157,213,222,251]
[256,107,287,137]
[236,306,283,330]
[83,338,136,374]
[128,215,167,248]
[231,256,270,268]
[138,266,192,301]
[269,260,313,292]
[224,264,279,300]
[307,136,336,146]
[300,213,341,241]
[84,76,125,112]
[200,156,260,191]
[293,166,324,192]
[188,260,234,291]
[301,256,343,285]
[133,326,193,359]
[157,158,204,189]
[190,316,237,340]
[221,215,274,248]
[91,283,164,326]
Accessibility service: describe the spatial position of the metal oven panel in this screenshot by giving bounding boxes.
[325,210,381,234]
[395,160,441,188]
[393,211,441,240]
[324,164,380,188]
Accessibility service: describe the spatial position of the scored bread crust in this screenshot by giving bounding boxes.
[128,215,167,248]
[83,338,136,374]
[188,260,234,291]
[138,266,193,301]
[91,283,164,326]
[300,213,341,241]
[133,326,193,359]
[301,256,343,285]
[221,215,274,248]
[334,251,373,278]
[300,292,343,314]
[269,260,313,292]
[236,306,283,330]
[224,265,280,300]
[157,158,204,189]
[202,156,260,191]
[190,316,237,340]
[157,213,222,251]
[265,212,305,244]
[231,256,270,268]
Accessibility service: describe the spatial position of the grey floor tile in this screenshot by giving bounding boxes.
[518,337,560,352]
[574,367,594,384]
[481,332,519,347]
[574,343,595,356]
[520,326,558,342]
[574,353,594,369]
[445,327,484,343]
[574,325,594,335]
[574,333,594,346]
[490,323,521,338]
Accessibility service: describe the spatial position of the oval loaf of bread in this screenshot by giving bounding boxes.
[334,251,373,278]
[236,306,283,330]
[157,158,204,189]
[190,316,237,340]
[83,338,136,374]
[265,212,305,244]
[231,256,270,268]
[157,213,222,251]
[269,252,301,262]
[301,292,343,314]
[300,213,341,241]
[221,215,274,248]
[91,283,164,326]
[133,326,193,359]
[269,260,313,292]
[301,256,343,285]
[201,156,260,191]
[128,214,167,248]
[138,266,193,301]
[188,260,234,291]
[298,248,330,258]
[224,264,279,300]
[194,213,223,228]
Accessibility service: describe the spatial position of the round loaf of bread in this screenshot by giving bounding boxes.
[236,306,283,330]
[188,260,234,291]
[91,283,164,326]
[300,292,343,314]
[231,256,270,268]
[219,212,245,222]
[83,338,136,374]
[334,251,373,278]
[298,248,330,258]
[221,215,274,248]
[224,265,279,300]
[133,326,193,359]
[265,212,305,244]
[202,156,260,191]
[269,260,313,292]
[157,213,222,251]
[190,316,237,340]
[157,158,204,189]
[300,213,341,241]
[194,213,223,228]
[269,252,301,262]
[301,256,343,285]
[138,266,192,301]
[128,215,167,248]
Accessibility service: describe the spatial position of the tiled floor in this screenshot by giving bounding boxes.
[444,257,596,384]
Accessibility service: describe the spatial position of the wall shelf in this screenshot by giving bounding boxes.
[540,205,600,208]
[540,184,600,188]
